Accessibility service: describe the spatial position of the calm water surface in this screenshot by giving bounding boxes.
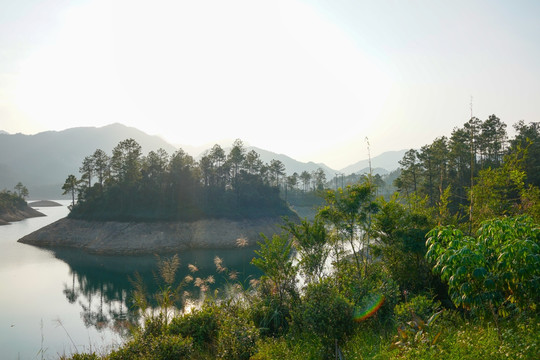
[0,201,259,359]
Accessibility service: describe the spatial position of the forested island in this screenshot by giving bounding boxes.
[19,140,319,253]
[63,139,300,221]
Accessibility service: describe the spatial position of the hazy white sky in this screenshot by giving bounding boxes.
[1,0,539,169]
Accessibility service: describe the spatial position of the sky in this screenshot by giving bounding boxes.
[1,0,539,169]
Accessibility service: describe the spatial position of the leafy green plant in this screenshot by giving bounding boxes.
[394,294,441,326]
[318,183,379,277]
[295,279,354,351]
[283,217,330,284]
[216,308,259,360]
[426,216,540,339]
[426,216,539,312]
[392,310,443,350]
[108,331,193,360]
[168,304,219,349]
[251,231,298,334]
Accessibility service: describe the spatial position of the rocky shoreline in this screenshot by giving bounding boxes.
[0,206,45,225]
[18,217,288,255]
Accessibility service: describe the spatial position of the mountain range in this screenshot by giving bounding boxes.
[0,124,406,198]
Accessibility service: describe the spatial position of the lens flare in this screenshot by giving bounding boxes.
[354,294,385,322]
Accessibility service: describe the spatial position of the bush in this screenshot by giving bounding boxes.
[168,305,219,349]
[250,283,292,337]
[108,334,193,360]
[108,314,193,360]
[394,294,441,326]
[296,280,354,348]
[335,262,401,327]
[216,309,260,360]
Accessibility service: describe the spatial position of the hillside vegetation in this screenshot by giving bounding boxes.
[65,117,539,359]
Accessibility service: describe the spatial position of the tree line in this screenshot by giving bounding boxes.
[63,139,330,221]
[394,116,540,228]
[0,182,30,215]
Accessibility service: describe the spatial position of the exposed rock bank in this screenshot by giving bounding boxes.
[18,217,288,255]
[0,206,45,225]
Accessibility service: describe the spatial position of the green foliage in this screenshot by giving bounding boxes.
[372,197,436,294]
[14,181,29,199]
[394,294,441,327]
[334,261,401,327]
[68,138,296,221]
[318,182,379,276]
[295,280,354,348]
[283,217,330,284]
[469,150,534,226]
[251,334,325,360]
[382,313,540,360]
[251,232,297,303]
[0,189,27,214]
[108,330,193,360]
[251,232,298,336]
[509,120,540,188]
[168,305,219,349]
[426,216,540,316]
[250,282,292,337]
[394,118,540,226]
[392,310,443,350]
[216,308,259,360]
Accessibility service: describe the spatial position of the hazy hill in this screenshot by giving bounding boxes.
[339,149,407,175]
[0,123,405,198]
[0,123,177,198]
[188,144,338,179]
[247,146,336,179]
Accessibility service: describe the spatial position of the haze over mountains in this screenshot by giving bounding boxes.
[0,124,406,198]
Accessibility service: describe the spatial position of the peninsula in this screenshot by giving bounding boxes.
[0,191,45,225]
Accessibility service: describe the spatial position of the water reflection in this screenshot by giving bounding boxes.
[52,246,261,333]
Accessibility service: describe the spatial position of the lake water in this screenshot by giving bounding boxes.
[0,201,260,359]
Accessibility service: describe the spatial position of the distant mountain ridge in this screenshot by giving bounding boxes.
[246,146,336,179]
[0,123,404,198]
[0,123,177,198]
[339,150,407,175]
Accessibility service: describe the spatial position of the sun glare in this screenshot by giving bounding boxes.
[12,0,392,156]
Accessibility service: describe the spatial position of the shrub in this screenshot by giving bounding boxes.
[426,216,540,321]
[394,294,441,326]
[108,334,193,360]
[216,309,259,360]
[250,280,292,337]
[297,280,354,348]
[168,305,219,349]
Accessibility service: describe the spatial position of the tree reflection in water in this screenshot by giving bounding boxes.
[53,246,261,335]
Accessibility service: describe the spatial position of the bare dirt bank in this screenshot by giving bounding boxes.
[18,217,288,255]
